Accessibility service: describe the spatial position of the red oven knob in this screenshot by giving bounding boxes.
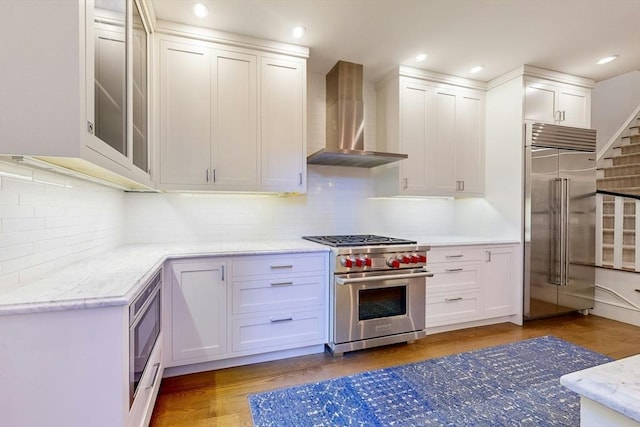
[341,257,353,268]
[400,255,411,264]
[355,258,365,267]
[418,255,427,263]
[410,255,419,263]
[387,258,400,268]
[365,257,372,267]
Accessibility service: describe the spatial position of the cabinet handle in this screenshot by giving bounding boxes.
[206,169,209,183]
[561,111,566,122]
[485,250,492,262]
[460,180,464,191]
[221,265,225,281]
[145,363,161,390]
[270,316,293,323]
[403,178,408,189]
[270,281,294,286]
[445,297,463,302]
[445,254,464,259]
[270,265,293,270]
[87,121,94,135]
[445,268,463,272]
[213,169,216,183]
[299,172,302,186]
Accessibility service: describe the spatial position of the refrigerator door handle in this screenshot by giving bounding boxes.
[563,178,571,286]
[550,178,563,286]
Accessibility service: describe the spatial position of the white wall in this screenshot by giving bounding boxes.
[0,160,124,291]
[592,70,640,151]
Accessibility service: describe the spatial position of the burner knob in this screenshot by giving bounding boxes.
[400,255,411,264]
[418,255,427,263]
[365,257,372,267]
[355,258,365,267]
[387,257,400,268]
[410,255,419,263]
[341,257,353,268]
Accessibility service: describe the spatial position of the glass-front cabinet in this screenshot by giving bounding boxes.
[86,0,151,178]
[0,0,152,190]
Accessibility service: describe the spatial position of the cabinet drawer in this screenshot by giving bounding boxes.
[231,254,327,277]
[428,247,483,264]
[426,291,482,326]
[427,262,481,293]
[231,309,325,352]
[232,275,326,315]
[129,337,162,427]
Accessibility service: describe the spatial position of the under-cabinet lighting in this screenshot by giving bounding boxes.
[369,196,455,201]
[192,3,209,18]
[292,26,306,39]
[469,65,484,73]
[596,55,619,65]
[415,53,428,62]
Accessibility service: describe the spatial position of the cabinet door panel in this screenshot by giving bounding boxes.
[558,89,590,128]
[159,42,211,186]
[525,83,557,123]
[261,57,305,191]
[400,82,430,193]
[484,246,518,318]
[212,52,258,187]
[171,261,227,362]
[457,93,484,194]
[431,90,457,193]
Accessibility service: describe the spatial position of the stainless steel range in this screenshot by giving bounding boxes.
[302,234,431,356]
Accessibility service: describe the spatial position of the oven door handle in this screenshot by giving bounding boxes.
[336,270,433,285]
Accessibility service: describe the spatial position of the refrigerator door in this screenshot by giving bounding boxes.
[558,149,596,311]
[525,146,563,318]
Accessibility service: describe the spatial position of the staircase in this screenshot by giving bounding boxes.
[597,115,640,270]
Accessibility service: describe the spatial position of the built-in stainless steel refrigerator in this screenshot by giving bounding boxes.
[524,122,597,319]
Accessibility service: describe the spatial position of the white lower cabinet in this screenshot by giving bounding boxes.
[165,252,329,368]
[426,244,519,329]
[483,245,519,318]
[167,259,228,365]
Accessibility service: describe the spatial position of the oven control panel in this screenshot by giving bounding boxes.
[335,251,428,273]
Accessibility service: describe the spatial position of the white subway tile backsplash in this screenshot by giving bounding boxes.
[0,160,124,290]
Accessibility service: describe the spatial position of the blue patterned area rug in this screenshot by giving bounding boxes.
[248,336,612,426]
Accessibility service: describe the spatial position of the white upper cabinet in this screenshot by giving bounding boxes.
[0,0,153,190]
[524,77,591,128]
[260,57,307,192]
[375,68,485,197]
[156,32,307,193]
[158,40,258,190]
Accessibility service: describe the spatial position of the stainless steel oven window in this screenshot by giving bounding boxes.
[129,272,161,406]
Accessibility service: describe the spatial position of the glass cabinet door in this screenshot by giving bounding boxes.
[132,0,148,172]
[93,0,127,157]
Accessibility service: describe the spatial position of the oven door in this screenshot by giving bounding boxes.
[334,269,430,344]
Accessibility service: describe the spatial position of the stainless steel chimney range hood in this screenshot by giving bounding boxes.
[307,61,408,168]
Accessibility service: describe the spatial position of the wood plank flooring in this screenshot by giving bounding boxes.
[150,314,640,426]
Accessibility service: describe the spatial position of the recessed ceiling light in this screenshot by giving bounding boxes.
[193,3,209,18]
[292,26,306,39]
[469,65,484,73]
[415,53,428,62]
[597,55,619,65]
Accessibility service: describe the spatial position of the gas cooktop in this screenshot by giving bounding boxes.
[302,234,417,247]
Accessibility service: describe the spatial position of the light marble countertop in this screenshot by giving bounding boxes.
[0,236,519,315]
[0,240,329,315]
[560,354,640,422]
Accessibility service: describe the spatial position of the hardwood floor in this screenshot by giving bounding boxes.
[150,314,640,426]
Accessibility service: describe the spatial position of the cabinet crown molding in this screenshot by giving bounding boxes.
[154,20,309,58]
[488,65,596,90]
[376,66,487,91]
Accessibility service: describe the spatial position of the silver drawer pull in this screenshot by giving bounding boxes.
[270,281,294,286]
[445,255,464,259]
[445,297,463,302]
[145,363,161,390]
[445,268,464,272]
[270,265,293,269]
[270,316,293,323]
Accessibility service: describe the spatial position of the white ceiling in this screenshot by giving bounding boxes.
[151,0,640,83]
